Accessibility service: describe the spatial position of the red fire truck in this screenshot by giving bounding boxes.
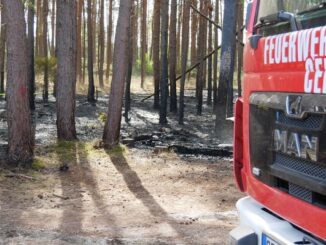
[230,1,326,244]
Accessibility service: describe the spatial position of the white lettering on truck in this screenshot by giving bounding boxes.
[263,26,326,94]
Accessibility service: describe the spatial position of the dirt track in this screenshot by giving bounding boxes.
[0,93,242,244]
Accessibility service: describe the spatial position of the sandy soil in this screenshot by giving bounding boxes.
[0,92,243,244]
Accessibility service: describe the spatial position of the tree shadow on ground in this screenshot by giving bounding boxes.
[107,150,193,244]
[58,142,121,239]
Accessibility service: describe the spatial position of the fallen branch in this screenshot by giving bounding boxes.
[169,144,232,157]
[190,4,222,30]
[5,173,35,181]
[141,48,219,102]
[53,194,70,200]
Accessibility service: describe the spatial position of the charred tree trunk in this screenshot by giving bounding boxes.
[4,0,34,165]
[0,2,6,95]
[27,0,35,110]
[159,0,169,124]
[140,0,147,88]
[87,0,95,102]
[125,1,136,123]
[152,0,160,109]
[98,0,105,88]
[213,0,219,108]
[106,0,113,79]
[42,0,49,103]
[215,0,237,128]
[103,0,132,148]
[196,0,206,115]
[56,0,77,140]
[169,0,177,113]
[178,0,190,125]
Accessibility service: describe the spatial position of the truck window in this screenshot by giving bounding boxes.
[255,0,326,36]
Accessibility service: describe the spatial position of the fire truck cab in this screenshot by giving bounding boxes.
[230,1,326,244]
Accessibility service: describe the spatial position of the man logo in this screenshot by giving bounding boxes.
[286,95,303,117]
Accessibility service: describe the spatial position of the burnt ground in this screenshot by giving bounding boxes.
[0,90,242,244]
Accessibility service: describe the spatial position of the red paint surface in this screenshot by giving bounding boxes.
[19,84,27,97]
[234,0,326,239]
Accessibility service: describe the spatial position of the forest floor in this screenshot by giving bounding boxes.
[0,89,243,244]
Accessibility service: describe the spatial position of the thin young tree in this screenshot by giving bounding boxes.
[152,0,160,109]
[169,0,177,113]
[56,0,77,140]
[3,0,34,165]
[179,0,191,125]
[103,0,132,148]
[159,0,169,124]
[87,0,96,102]
[140,0,147,88]
[0,0,6,95]
[27,0,35,110]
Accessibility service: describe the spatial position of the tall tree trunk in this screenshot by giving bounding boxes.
[76,0,83,82]
[56,0,77,140]
[237,0,244,97]
[196,0,206,115]
[87,0,95,102]
[176,0,183,72]
[215,0,237,128]
[140,0,147,88]
[103,0,132,149]
[125,1,136,123]
[169,0,177,113]
[132,0,139,65]
[82,1,87,84]
[27,0,35,110]
[92,0,97,68]
[98,0,105,88]
[178,0,190,125]
[4,0,34,165]
[159,0,169,125]
[190,0,198,74]
[152,0,160,109]
[42,0,49,103]
[51,0,56,56]
[213,0,219,108]
[106,0,113,79]
[207,1,213,105]
[36,0,42,57]
[0,2,6,95]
